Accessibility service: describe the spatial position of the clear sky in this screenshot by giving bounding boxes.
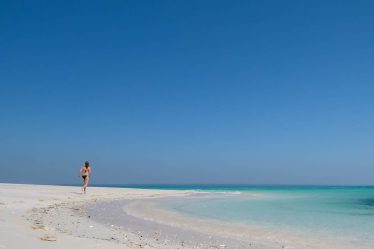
[1,0,373,185]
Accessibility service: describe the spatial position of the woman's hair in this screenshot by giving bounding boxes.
[84,161,90,167]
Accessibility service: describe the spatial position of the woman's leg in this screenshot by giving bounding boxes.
[83,177,89,193]
[82,177,85,193]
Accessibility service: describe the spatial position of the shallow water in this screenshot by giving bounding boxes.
[159,187,374,247]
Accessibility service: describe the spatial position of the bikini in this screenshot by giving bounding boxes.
[82,167,89,180]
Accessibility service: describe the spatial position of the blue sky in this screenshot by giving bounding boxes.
[1,0,373,185]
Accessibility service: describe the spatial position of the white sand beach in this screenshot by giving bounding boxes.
[0,183,194,249]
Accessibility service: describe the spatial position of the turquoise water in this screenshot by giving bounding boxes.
[166,186,374,246]
[95,185,374,246]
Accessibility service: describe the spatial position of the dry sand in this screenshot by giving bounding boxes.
[0,183,193,249]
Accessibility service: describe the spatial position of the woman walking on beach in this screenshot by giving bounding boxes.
[80,161,92,194]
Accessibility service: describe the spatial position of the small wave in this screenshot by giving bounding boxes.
[218,191,242,195]
[194,190,243,196]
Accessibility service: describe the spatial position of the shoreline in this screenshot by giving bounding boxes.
[87,197,258,249]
